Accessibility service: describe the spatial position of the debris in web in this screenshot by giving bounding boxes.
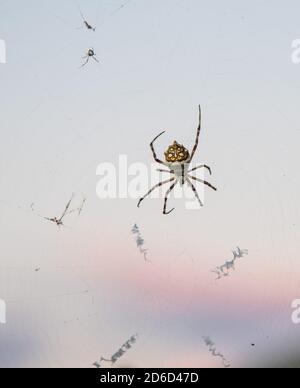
[212,247,248,280]
[131,224,149,262]
[203,337,231,368]
[93,334,138,368]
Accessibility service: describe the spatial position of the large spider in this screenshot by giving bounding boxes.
[138,106,217,215]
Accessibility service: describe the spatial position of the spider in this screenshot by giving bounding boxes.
[83,20,96,31]
[80,48,99,68]
[78,10,96,31]
[138,105,217,215]
[44,194,75,227]
[44,194,86,227]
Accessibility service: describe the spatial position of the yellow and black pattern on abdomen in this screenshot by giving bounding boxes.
[165,141,190,163]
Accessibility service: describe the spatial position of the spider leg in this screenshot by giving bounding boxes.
[186,178,203,207]
[79,9,86,21]
[150,131,167,166]
[189,105,202,163]
[44,217,55,224]
[80,57,90,68]
[59,194,75,222]
[157,169,174,174]
[188,164,212,175]
[163,181,178,215]
[60,223,72,230]
[181,165,185,185]
[92,56,100,63]
[138,178,175,208]
[188,175,217,191]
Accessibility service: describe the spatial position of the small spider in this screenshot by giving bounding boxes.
[138,105,217,215]
[83,20,96,31]
[44,195,75,227]
[78,10,96,31]
[80,48,100,68]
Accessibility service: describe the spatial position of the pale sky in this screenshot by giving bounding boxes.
[1,0,300,368]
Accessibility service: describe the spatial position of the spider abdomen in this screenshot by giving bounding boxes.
[167,162,189,186]
[165,141,190,163]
